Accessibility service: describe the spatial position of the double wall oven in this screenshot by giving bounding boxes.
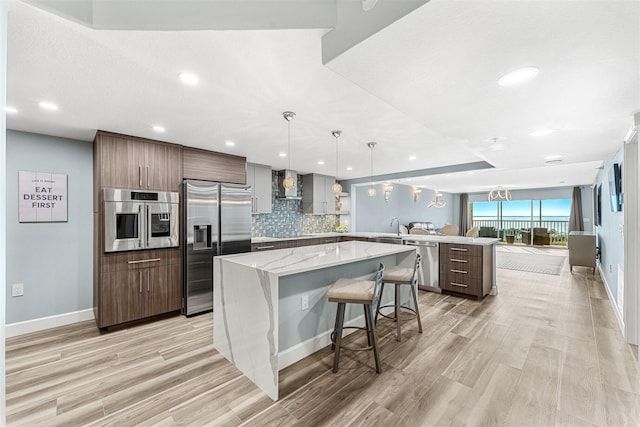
[104,188,179,252]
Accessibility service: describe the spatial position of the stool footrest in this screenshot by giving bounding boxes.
[331,326,375,352]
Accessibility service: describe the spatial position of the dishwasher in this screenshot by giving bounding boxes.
[404,239,440,293]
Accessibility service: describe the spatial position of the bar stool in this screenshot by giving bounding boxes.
[376,254,422,342]
[327,263,385,373]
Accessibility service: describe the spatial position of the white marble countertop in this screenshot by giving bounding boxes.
[251,232,499,246]
[217,240,416,276]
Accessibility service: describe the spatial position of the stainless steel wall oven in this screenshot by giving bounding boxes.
[104,188,179,252]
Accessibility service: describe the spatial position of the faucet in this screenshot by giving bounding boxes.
[390,217,400,236]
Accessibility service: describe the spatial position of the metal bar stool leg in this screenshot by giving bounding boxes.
[375,282,385,325]
[363,305,372,347]
[395,284,401,342]
[331,302,341,351]
[411,283,423,334]
[365,303,382,373]
[332,303,346,373]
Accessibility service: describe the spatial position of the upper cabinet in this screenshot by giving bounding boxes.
[94,131,182,193]
[247,163,272,214]
[183,147,246,184]
[302,174,338,215]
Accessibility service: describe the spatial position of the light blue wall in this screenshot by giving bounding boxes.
[1,1,8,419]
[352,183,455,232]
[594,146,625,306]
[5,130,93,324]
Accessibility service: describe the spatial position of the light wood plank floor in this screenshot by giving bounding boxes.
[6,248,640,426]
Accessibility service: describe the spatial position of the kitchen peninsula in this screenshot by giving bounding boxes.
[213,240,416,400]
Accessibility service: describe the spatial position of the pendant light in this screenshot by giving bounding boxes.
[488,186,512,201]
[282,111,296,190]
[332,130,343,194]
[367,142,377,197]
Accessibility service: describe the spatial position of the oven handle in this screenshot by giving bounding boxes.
[146,205,150,248]
[138,204,143,248]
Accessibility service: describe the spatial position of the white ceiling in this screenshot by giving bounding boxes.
[5,0,639,194]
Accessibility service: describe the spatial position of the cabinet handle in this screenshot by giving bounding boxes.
[450,247,468,252]
[451,282,468,288]
[324,239,334,243]
[451,259,468,263]
[146,166,150,189]
[139,165,142,187]
[147,270,150,292]
[450,269,468,274]
[255,245,275,250]
[139,271,143,293]
[128,258,161,264]
[255,197,258,213]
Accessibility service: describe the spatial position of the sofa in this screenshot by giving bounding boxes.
[521,228,550,246]
[407,221,437,235]
[478,226,497,238]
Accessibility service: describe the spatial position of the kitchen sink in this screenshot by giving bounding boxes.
[373,236,404,245]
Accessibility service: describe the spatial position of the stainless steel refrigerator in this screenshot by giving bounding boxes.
[183,180,252,316]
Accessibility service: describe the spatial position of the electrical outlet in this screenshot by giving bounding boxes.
[301,295,309,310]
[12,283,24,297]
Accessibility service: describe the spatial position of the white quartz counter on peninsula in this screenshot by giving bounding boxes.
[252,232,499,246]
[213,241,416,400]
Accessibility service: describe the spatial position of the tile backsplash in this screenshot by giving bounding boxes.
[251,172,339,237]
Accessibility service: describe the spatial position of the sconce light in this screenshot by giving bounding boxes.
[383,183,394,202]
[428,190,446,208]
[413,188,422,203]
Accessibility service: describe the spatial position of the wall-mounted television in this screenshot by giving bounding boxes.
[609,163,622,212]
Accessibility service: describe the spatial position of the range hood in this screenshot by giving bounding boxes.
[276,170,302,200]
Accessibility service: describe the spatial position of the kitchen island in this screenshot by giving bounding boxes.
[213,240,416,400]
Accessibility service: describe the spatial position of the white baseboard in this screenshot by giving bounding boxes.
[278,314,365,370]
[598,264,625,334]
[6,308,94,338]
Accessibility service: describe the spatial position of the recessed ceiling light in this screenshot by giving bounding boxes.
[152,125,166,133]
[225,141,235,147]
[530,128,555,137]
[279,152,287,157]
[346,166,353,171]
[178,72,199,86]
[5,106,18,114]
[409,155,416,161]
[38,101,58,111]
[498,67,539,87]
[544,155,563,164]
[317,160,325,165]
[490,143,504,151]
[467,171,475,175]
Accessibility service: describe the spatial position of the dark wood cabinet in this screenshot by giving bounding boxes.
[183,147,246,184]
[97,248,181,328]
[439,243,493,299]
[94,131,182,193]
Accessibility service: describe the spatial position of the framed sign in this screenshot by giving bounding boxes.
[19,171,68,222]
